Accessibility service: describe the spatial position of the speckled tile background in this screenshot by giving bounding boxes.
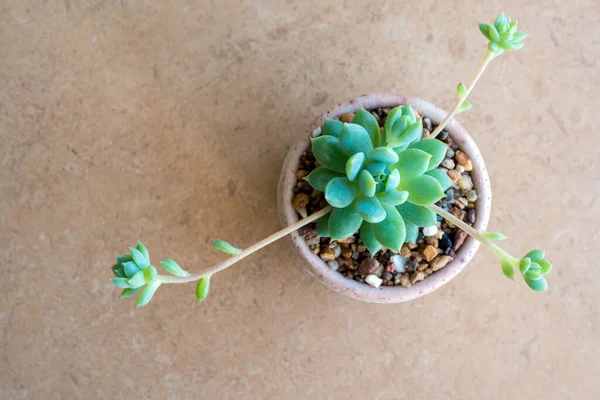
[1,1,598,399]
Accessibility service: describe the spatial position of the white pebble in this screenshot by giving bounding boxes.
[390,255,408,273]
[455,165,465,173]
[423,225,438,237]
[365,274,383,288]
[311,127,322,137]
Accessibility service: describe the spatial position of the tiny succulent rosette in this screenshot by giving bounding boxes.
[479,12,528,56]
[518,249,552,292]
[305,106,450,254]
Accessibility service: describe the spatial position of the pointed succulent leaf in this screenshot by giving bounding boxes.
[457,82,467,99]
[305,167,345,192]
[479,23,492,40]
[345,152,366,181]
[373,205,406,252]
[130,247,149,268]
[524,249,544,261]
[519,257,532,274]
[495,12,509,26]
[316,213,331,237]
[358,170,377,197]
[387,116,410,146]
[510,31,528,42]
[525,276,547,292]
[488,41,504,55]
[311,136,348,173]
[112,265,126,278]
[392,149,431,178]
[525,267,542,281]
[424,169,453,191]
[500,257,515,280]
[339,123,373,155]
[212,240,242,256]
[354,196,386,223]
[325,177,357,208]
[537,259,552,275]
[401,105,417,124]
[328,206,363,241]
[360,222,383,255]
[143,265,157,283]
[160,259,190,276]
[396,120,423,147]
[385,169,400,192]
[497,22,509,34]
[137,279,161,307]
[482,231,508,240]
[127,270,146,289]
[196,276,211,302]
[457,101,472,113]
[117,254,133,263]
[396,202,437,227]
[383,106,405,140]
[111,277,129,289]
[120,287,141,298]
[408,139,448,170]
[123,261,140,278]
[399,175,445,206]
[322,119,343,137]
[367,147,399,165]
[136,241,150,264]
[377,190,408,206]
[404,221,418,244]
[352,108,381,147]
[500,41,524,50]
[488,25,501,42]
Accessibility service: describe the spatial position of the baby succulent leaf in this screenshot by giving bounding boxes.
[358,170,377,197]
[457,82,467,99]
[360,222,383,255]
[373,205,406,252]
[399,175,445,206]
[196,276,211,302]
[322,119,343,137]
[136,241,150,264]
[117,254,133,263]
[396,202,437,227]
[537,259,552,275]
[160,259,191,276]
[339,123,373,155]
[130,247,149,269]
[424,169,453,191]
[137,279,161,307]
[525,276,547,292]
[386,116,410,146]
[354,196,386,223]
[127,270,146,289]
[457,101,472,113]
[479,23,492,40]
[400,105,417,123]
[345,153,365,181]
[305,167,345,192]
[111,277,129,288]
[393,149,431,178]
[123,261,140,278]
[385,169,400,192]
[404,221,418,244]
[316,213,331,237]
[500,257,515,280]
[524,249,544,261]
[112,264,126,278]
[482,231,508,240]
[328,206,363,240]
[408,139,448,170]
[495,12,508,26]
[488,24,501,42]
[377,190,408,206]
[311,136,348,173]
[120,287,141,298]
[325,177,358,208]
[352,108,381,147]
[383,106,405,139]
[519,257,532,274]
[212,240,242,256]
[367,147,399,165]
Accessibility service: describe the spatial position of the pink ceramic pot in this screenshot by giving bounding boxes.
[277,94,491,303]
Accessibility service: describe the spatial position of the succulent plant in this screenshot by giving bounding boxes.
[479,12,528,56]
[305,106,450,253]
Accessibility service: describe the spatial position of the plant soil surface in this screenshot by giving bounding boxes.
[292,107,478,288]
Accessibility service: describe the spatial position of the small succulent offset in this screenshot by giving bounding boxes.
[108,12,550,307]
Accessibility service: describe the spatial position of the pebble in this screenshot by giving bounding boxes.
[438,130,449,141]
[422,245,438,262]
[320,249,335,261]
[365,274,383,288]
[457,175,473,191]
[371,111,381,122]
[358,258,381,276]
[446,148,455,158]
[311,127,322,137]
[400,244,412,258]
[453,230,468,251]
[441,159,455,169]
[357,244,366,252]
[337,236,356,244]
[455,150,470,166]
[341,246,352,259]
[390,254,408,273]
[332,245,341,258]
[339,113,354,123]
[383,271,393,281]
[438,234,452,250]
[417,263,428,271]
[455,165,465,173]
[447,169,461,182]
[410,271,425,284]
[423,225,438,237]
[430,255,454,271]
[400,275,411,287]
[466,190,478,202]
[292,193,310,210]
[327,260,339,271]
[425,267,433,275]
[423,117,432,131]
[467,208,477,224]
[296,170,308,180]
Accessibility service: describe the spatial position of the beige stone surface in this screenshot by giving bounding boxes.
[1,1,599,399]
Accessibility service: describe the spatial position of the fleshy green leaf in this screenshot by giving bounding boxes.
[365,162,386,179]
[404,221,418,244]
[354,196,386,223]
[127,270,146,289]
[479,23,492,40]
[136,241,150,264]
[500,41,524,50]
[510,31,528,42]
[311,136,348,173]
[352,108,381,147]
[457,82,467,99]
[196,276,211,302]
[377,190,408,206]
[120,287,141,298]
[392,149,431,178]
[398,175,445,206]
[211,240,242,256]
[482,232,508,241]
[488,41,504,55]
[525,276,547,292]
[367,147,399,165]
[339,123,373,155]
[111,277,129,288]
[143,265,157,283]
[488,25,501,42]
[328,206,363,241]
[112,264,126,278]
[396,202,437,227]
[495,12,508,26]
[130,247,149,268]
[137,279,161,307]
[322,119,343,137]
[117,254,133,263]
[500,258,515,280]
[316,213,331,237]
[519,257,532,274]
[525,267,541,281]
[345,152,365,181]
[424,169,453,191]
[305,167,345,192]
[358,170,377,197]
[123,261,140,278]
[160,259,190,276]
[396,120,423,147]
[524,249,544,261]
[360,222,382,255]
[383,106,404,141]
[457,101,472,113]
[325,177,358,208]
[401,105,417,124]
[386,116,409,146]
[537,259,552,275]
[408,139,448,170]
[385,169,400,192]
[372,205,406,252]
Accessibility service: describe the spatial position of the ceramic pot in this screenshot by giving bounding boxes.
[277,93,491,303]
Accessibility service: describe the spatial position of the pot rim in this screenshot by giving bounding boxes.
[277,93,491,303]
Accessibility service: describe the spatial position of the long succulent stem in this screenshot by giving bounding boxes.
[158,206,333,284]
[429,49,496,139]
